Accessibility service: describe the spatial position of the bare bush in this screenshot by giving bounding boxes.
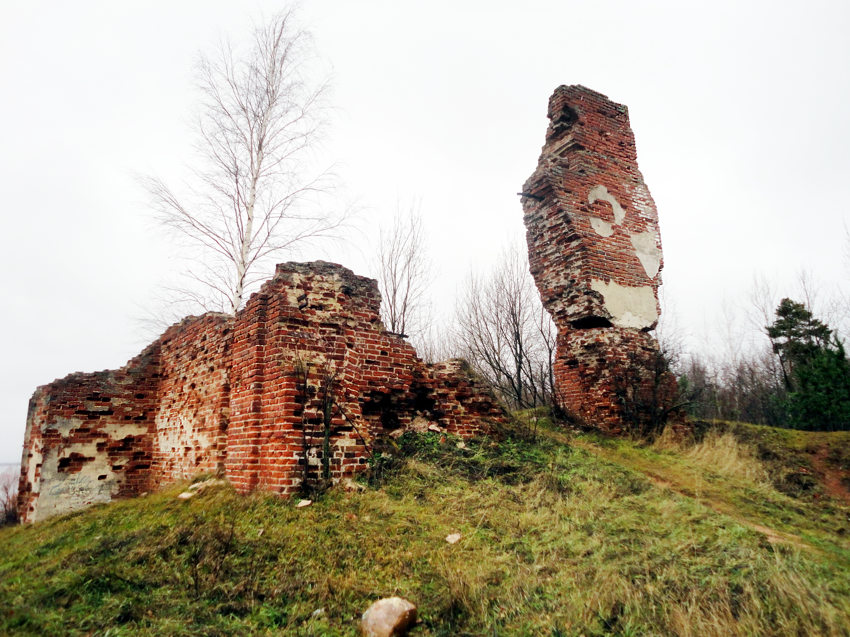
[611,343,683,439]
[454,245,555,410]
[413,320,460,365]
[376,202,432,340]
[678,342,787,426]
[1,469,18,526]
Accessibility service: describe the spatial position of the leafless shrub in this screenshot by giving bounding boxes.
[377,202,432,340]
[1,470,19,526]
[611,343,682,439]
[454,245,556,410]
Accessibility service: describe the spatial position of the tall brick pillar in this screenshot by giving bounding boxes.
[521,85,675,432]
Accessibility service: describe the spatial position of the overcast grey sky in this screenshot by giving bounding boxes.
[2,1,849,463]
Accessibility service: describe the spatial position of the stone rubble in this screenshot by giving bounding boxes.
[360,597,418,637]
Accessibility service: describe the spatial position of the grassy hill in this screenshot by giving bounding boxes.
[1,417,849,636]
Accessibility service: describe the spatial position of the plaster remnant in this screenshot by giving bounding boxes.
[588,184,626,225]
[628,230,662,278]
[34,446,118,521]
[589,279,658,329]
[589,216,614,237]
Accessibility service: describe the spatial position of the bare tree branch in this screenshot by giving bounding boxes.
[145,10,346,314]
[454,244,556,410]
[376,202,432,339]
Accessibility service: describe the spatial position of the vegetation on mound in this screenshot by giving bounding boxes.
[684,420,850,500]
[1,425,849,636]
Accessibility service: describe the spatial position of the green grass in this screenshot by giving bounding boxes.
[2,423,849,636]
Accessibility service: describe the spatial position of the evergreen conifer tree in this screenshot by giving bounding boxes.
[767,298,850,430]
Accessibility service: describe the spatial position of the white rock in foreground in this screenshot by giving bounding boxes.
[360,597,417,637]
[188,478,227,492]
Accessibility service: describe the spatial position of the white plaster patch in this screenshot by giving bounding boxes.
[49,416,84,435]
[105,422,150,438]
[48,417,148,440]
[26,440,42,492]
[590,279,658,329]
[58,441,102,458]
[588,185,625,225]
[32,445,118,522]
[628,230,662,279]
[589,216,614,237]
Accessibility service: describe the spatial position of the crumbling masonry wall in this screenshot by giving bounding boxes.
[224,263,502,495]
[17,314,234,523]
[151,314,233,483]
[18,356,160,522]
[18,262,504,523]
[521,85,675,430]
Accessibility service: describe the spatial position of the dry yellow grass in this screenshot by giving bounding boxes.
[656,428,770,485]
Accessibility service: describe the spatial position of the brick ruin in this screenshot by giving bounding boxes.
[17,262,505,522]
[521,85,676,430]
[17,85,678,521]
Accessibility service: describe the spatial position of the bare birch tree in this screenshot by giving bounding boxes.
[146,10,344,314]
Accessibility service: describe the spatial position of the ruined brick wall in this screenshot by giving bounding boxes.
[17,350,161,522]
[225,262,384,495]
[521,85,674,430]
[425,360,506,438]
[19,261,505,521]
[225,262,506,496]
[17,313,236,523]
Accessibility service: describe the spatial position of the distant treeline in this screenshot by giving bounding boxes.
[674,298,850,432]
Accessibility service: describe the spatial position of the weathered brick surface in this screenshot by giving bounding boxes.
[17,349,161,522]
[225,262,505,496]
[151,314,233,484]
[425,359,506,438]
[522,85,674,430]
[18,262,504,521]
[225,262,385,495]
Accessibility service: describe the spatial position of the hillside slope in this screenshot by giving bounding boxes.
[1,421,849,636]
